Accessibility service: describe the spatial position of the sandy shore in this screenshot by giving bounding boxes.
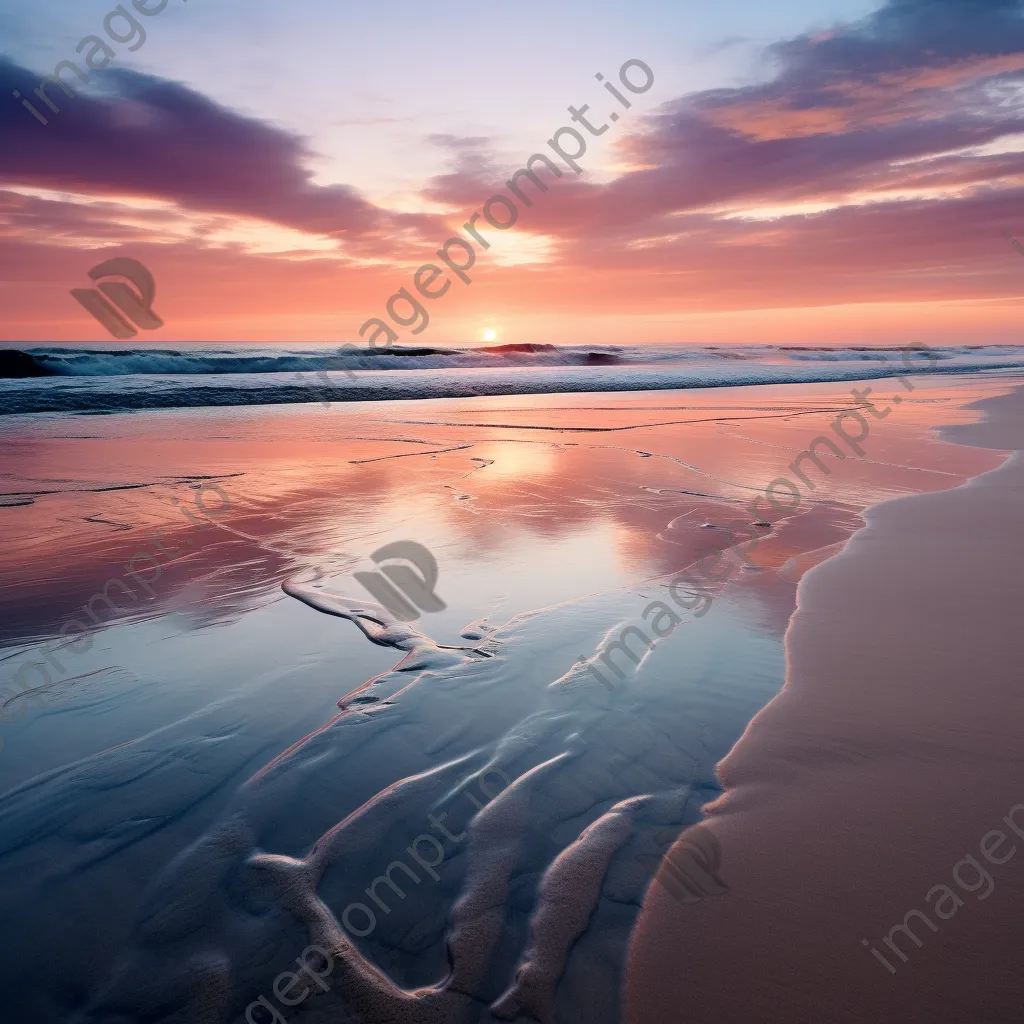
[0,376,1015,1024]
[625,385,1024,1023]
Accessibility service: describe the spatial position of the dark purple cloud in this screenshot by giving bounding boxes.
[606,0,1024,222]
[416,0,1024,289]
[5,0,1024,319]
[0,58,439,244]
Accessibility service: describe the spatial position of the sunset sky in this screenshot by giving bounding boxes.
[2,0,1024,345]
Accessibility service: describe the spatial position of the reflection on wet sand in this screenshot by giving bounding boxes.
[0,375,1012,1024]
[627,384,1024,1024]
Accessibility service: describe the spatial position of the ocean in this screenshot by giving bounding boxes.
[3,341,1024,414]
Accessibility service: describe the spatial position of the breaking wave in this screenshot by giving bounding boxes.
[2,342,1024,415]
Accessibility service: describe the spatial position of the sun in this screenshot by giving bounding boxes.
[482,328,498,342]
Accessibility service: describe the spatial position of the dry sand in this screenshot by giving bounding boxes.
[625,386,1024,1023]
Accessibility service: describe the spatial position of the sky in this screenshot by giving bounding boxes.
[1,0,1024,346]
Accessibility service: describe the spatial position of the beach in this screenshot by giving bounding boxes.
[5,0,1024,1017]
[0,364,1018,1023]
[626,383,1024,1024]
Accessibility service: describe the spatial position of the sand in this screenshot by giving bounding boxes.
[625,385,1024,1023]
[0,376,1016,1023]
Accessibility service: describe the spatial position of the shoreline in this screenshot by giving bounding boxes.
[0,375,1014,1023]
[625,385,1024,1023]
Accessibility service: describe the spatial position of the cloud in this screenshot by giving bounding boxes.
[434,0,1024,310]
[6,0,1024,341]
[0,58,441,247]
[326,116,415,127]
[400,1,1024,246]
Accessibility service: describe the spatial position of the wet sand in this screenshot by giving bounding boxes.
[625,386,1024,1023]
[0,374,1017,1023]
